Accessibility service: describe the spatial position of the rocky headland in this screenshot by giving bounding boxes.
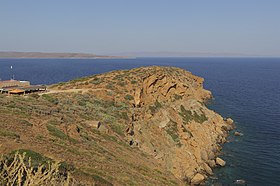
[0,66,234,185]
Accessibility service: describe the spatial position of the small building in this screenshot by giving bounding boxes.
[0,80,30,88]
[0,80,46,95]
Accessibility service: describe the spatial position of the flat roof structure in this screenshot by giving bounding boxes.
[0,80,46,95]
[0,80,30,89]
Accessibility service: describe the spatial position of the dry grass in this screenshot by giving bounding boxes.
[0,152,77,186]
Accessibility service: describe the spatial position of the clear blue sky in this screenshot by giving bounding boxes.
[0,0,280,56]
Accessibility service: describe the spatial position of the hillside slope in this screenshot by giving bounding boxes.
[0,66,233,185]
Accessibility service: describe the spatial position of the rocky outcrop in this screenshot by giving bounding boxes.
[50,66,233,185]
[115,66,233,184]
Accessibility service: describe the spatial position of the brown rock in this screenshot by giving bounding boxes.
[191,173,205,185]
[234,131,243,136]
[208,151,215,160]
[216,157,226,167]
[202,163,213,175]
[200,150,208,161]
[134,88,142,107]
[207,160,216,168]
[226,118,234,125]
[86,121,101,128]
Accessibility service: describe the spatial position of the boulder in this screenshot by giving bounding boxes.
[86,121,108,133]
[202,163,213,175]
[234,179,246,185]
[191,173,205,185]
[216,157,226,167]
[234,132,243,136]
[86,121,101,128]
[208,151,215,160]
[200,150,208,161]
[207,160,216,168]
[226,118,234,125]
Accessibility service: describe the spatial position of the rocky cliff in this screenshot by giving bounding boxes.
[0,66,233,185]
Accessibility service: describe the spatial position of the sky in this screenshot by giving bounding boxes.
[0,0,280,56]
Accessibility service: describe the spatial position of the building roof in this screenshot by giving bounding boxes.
[9,89,25,94]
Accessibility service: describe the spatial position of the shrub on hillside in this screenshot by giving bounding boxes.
[0,152,76,186]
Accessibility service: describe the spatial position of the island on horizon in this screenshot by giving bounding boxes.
[0,51,131,59]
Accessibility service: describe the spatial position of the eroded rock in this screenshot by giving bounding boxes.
[226,118,234,125]
[202,162,213,175]
[234,131,243,136]
[191,173,205,185]
[216,157,226,167]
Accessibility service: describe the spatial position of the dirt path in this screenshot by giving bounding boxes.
[39,88,111,95]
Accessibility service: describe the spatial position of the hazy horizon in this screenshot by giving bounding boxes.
[1,1,280,56]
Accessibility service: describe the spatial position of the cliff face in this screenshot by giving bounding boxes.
[0,66,233,185]
[106,66,233,183]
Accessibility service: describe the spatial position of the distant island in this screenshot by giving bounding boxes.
[0,51,130,59]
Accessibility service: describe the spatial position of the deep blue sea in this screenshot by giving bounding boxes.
[0,58,279,186]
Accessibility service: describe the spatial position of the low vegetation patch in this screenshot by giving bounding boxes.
[19,119,33,126]
[47,124,68,140]
[110,123,125,137]
[42,94,59,104]
[179,105,208,124]
[90,77,102,85]
[69,76,92,84]
[149,100,162,115]
[0,128,20,139]
[174,94,183,100]
[165,120,182,147]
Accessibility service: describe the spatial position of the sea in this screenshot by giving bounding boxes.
[0,58,279,186]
